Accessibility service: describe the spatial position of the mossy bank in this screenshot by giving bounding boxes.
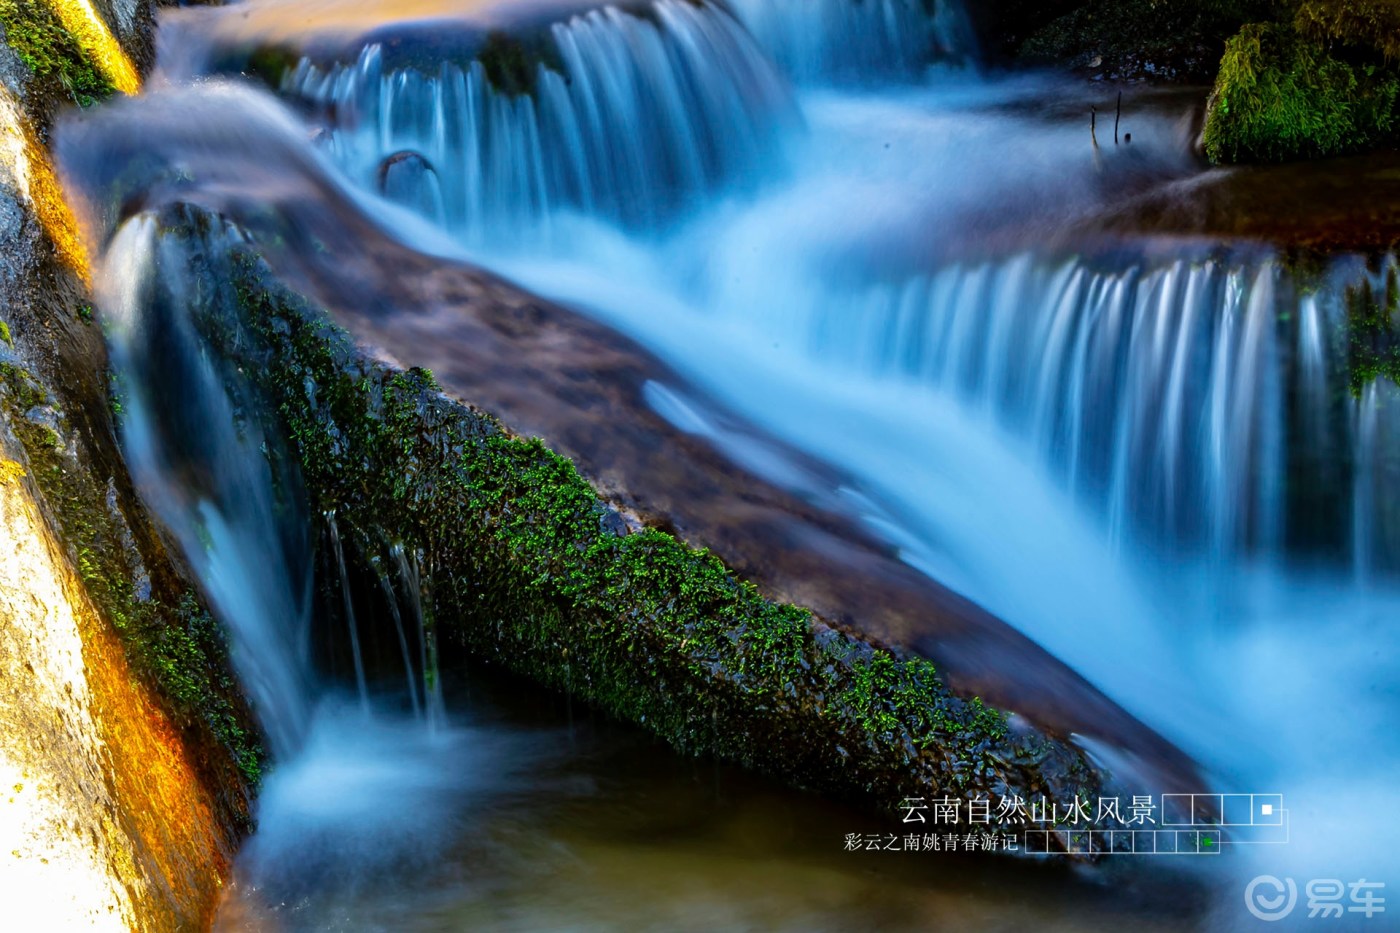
[975,0,1400,164]
[1204,3,1400,163]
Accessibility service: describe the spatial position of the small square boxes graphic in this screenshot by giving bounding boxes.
[1162,793,1222,826]
[1161,792,1287,845]
[1223,794,1255,827]
[1026,794,1287,855]
[1254,795,1284,826]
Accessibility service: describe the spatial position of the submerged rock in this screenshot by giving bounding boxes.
[377,149,444,222]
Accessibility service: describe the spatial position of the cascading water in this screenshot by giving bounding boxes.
[726,0,976,82]
[465,208,1400,932]
[99,215,314,759]
[285,0,797,236]
[326,511,371,712]
[64,0,1400,925]
[96,207,543,920]
[724,252,1400,574]
[272,0,1400,914]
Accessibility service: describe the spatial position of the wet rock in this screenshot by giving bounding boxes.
[0,7,256,928]
[120,200,1215,856]
[377,150,443,222]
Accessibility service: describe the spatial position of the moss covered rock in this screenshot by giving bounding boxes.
[142,204,1124,845]
[1203,20,1400,162]
[0,0,115,109]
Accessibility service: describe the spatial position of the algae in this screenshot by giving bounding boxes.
[0,358,265,788]
[1346,262,1400,395]
[0,0,114,110]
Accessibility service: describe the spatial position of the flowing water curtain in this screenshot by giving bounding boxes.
[1349,257,1400,584]
[725,0,978,82]
[285,0,799,237]
[99,214,317,757]
[779,251,1400,575]
[99,210,451,731]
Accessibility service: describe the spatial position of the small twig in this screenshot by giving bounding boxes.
[1114,91,1122,145]
[1090,106,1099,149]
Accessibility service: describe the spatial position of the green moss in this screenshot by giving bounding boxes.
[242,43,299,88]
[0,360,265,787]
[203,242,1100,821]
[0,321,11,347]
[1296,0,1400,59]
[1346,263,1400,395]
[0,0,115,109]
[1204,21,1400,163]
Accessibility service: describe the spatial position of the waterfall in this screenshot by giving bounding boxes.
[726,0,977,82]
[92,209,532,915]
[61,0,1400,917]
[98,207,464,735]
[326,511,371,713]
[1352,379,1400,584]
[373,552,423,718]
[99,216,314,758]
[393,543,445,731]
[284,0,798,236]
[721,251,1400,575]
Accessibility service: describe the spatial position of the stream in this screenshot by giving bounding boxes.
[53,0,1400,929]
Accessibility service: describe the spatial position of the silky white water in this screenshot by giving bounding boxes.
[100,216,314,759]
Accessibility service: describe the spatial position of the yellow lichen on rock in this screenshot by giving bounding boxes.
[0,422,233,930]
[44,0,140,95]
[0,85,89,279]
